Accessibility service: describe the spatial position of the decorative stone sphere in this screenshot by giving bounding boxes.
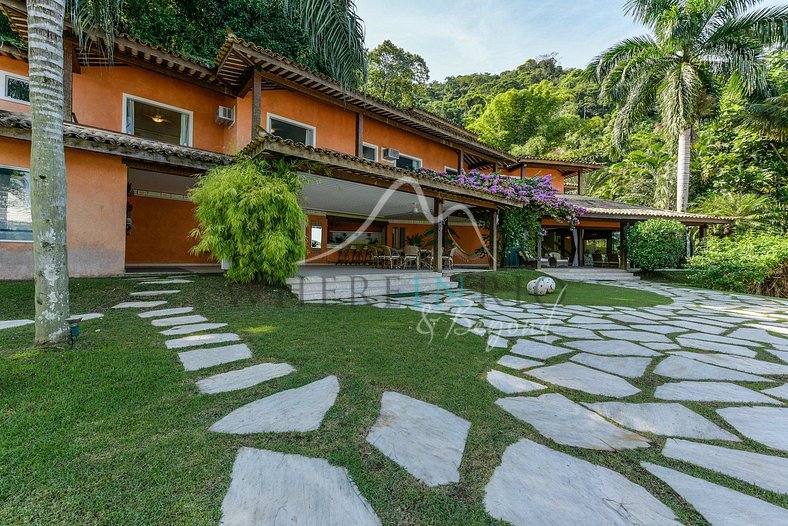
[535,279,550,296]
[541,277,556,293]
[527,279,539,295]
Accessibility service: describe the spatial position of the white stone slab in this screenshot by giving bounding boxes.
[211,376,339,434]
[71,313,103,321]
[497,393,650,450]
[544,325,601,339]
[655,382,781,404]
[486,370,545,394]
[599,330,671,343]
[160,323,228,336]
[670,351,788,375]
[570,354,651,378]
[152,315,208,327]
[165,333,240,349]
[583,402,739,441]
[496,355,542,370]
[630,324,686,335]
[563,339,661,357]
[664,320,727,334]
[717,407,788,452]
[219,447,381,526]
[762,384,788,400]
[654,355,771,382]
[138,279,193,285]
[730,328,788,348]
[366,392,470,486]
[642,463,788,526]
[663,439,788,494]
[178,344,252,371]
[0,319,33,330]
[486,334,509,349]
[677,337,757,357]
[129,290,180,297]
[748,322,788,336]
[196,363,296,394]
[138,307,194,318]
[509,339,572,359]
[524,362,641,397]
[112,301,167,309]
[485,440,678,526]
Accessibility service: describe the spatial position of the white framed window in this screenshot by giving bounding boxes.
[444,166,459,175]
[122,94,193,146]
[396,153,422,171]
[362,142,378,161]
[0,165,32,242]
[267,113,316,146]
[310,224,323,249]
[0,70,30,104]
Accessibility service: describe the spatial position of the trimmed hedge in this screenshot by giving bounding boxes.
[627,219,687,271]
[688,234,788,297]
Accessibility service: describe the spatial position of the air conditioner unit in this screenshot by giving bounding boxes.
[215,105,236,127]
[382,148,400,161]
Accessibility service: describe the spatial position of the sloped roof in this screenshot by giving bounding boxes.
[564,194,732,224]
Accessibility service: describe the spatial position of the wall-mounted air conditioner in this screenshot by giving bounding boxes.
[382,148,400,161]
[215,105,236,127]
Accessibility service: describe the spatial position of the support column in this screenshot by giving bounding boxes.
[433,198,444,272]
[520,164,526,180]
[578,228,586,266]
[457,150,464,173]
[619,222,628,270]
[536,235,542,270]
[576,171,583,195]
[63,41,74,121]
[355,114,364,157]
[251,69,262,140]
[571,228,579,267]
[490,209,498,271]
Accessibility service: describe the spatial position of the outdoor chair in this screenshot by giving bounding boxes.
[379,246,400,269]
[368,245,380,266]
[442,246,458,270]
[401,245,420,270]
[336,246,350,265]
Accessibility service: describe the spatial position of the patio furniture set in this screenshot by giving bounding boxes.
[335,245,458,270]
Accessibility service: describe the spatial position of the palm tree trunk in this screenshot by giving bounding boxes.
[27,0,70,345]
[676,128,691,212]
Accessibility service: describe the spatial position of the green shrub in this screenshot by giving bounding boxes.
[687,234,788,296]
[190,159,306,285]
[626,219,687,271]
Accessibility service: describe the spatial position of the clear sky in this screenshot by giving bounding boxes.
[356,0,781,81]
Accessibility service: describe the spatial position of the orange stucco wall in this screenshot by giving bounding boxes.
[0,55,31,114]
[0,137,127,280]
[364,118,460,172]
[125,196,211,265]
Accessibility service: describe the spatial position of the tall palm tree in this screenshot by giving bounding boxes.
[591,0,788,212]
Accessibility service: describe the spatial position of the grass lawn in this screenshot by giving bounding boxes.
[456,269,672,307]
[0,274,782,525]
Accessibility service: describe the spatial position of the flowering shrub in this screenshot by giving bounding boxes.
[419,169,584,225]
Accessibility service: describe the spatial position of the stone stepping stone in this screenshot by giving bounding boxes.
[178,344,252,371]
[762,384,788,400]
[484,440,678,526]
[544,325,601,339]
[643,342,680,351]
[510,339,572,360]
[486,334,509,349]
[654,355,772,382]
[497,393,650,450]
[665,320,727,334]
[599,330,671,343]
[366,392,470,486]
[196,363,295,394]
[655,382,781,404]
[211,376,339,434]
[524,363,641,397]
[570,354,651,378]
[496,355,542,370]
[642,463,788,526]
[486,370,546,394]
[748,322,788,336]
[138,307,193,319]
[566,315,608,324]
[129,290,180,297]
[676,337,757,357]
[138,279,192,285]
[681,331,762,347]
[151,315,208,327]
[0,319,33,330]
[630,324,686,335]
[663,438,787,494]
[564,339,661,357]
[670,351,788,376]
[219,447,381,526]
[583,402,739,441]
[112,301,167,309]
[160,323,228,336]
[717,407,788,452]
[166,333,240,350]
[730,328,788,348]
[71,313,103,321]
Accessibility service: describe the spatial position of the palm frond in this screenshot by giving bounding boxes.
[624,0,679,29]
[709,5,788,47]
[68,0,124,59]
[283,0,367,89]
[736,93,788,140]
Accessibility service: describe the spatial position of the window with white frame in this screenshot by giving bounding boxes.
[267,114,315,146]
[124,95,192,146]
[0,166,32,242]
[362,143,378,161]
[396,153,422,171]
[0,71,30,103]
[444,166,459,175]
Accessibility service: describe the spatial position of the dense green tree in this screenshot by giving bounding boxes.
[366,40,429,106]
[591,0,788,212]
